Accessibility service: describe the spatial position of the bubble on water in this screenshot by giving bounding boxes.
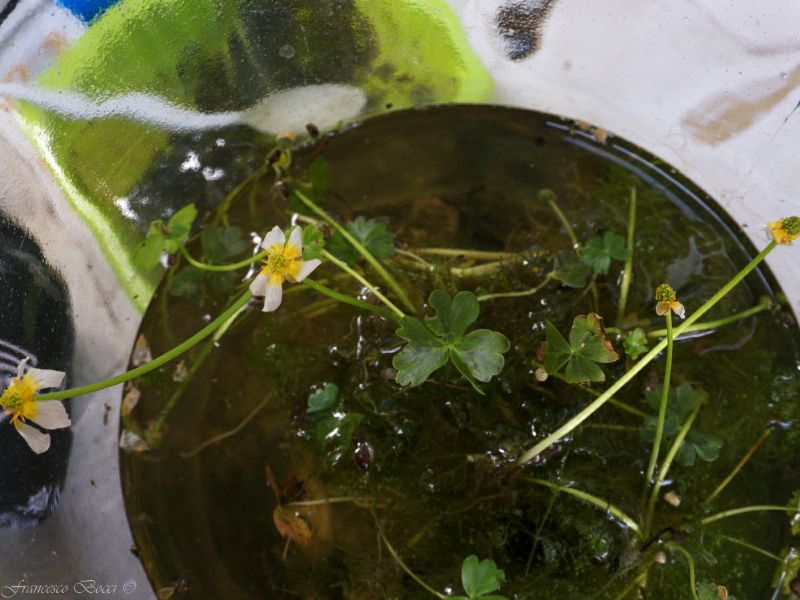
[279,44,296,59]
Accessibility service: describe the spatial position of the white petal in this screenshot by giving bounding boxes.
[673,303,686,319]
[16,357,30,379]
[31,401,71,430]
[261,226,285,249]
[249,272,270,297]
[288,226,303,254]
[26,367,65,390]
[263,281,283,312]
[15,422,51,454]
[294,259,321,282]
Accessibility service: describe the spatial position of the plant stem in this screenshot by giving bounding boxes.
[293,189,417,314]
[302,278,398,321]
[372,512,447,599]
[526,490,559,576]
[531,359,647,418]
[705,427,771,504]
[285,496,373,508]
[665,542,700,600]
[214,164,267,225]
[701,505,800,526]
[179,244,268,271]
[712,533,783,562]
[548,197,580,251]
[646,299,772,338]
[395,248,435,270]
[180,395,271,458]
[645,312,673,483]
[451,258,523,278]
[413,247,519,260]
[526,478,642,538]
[321,250,405,318]
[515,241,777,466]
[477,273,553,302]
[644,402,700,537]
[38,291,254,401]
[616,187,637,325]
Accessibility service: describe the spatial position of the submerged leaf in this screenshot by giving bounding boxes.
[581,231,628,275]
[301,224,325,260]
[552,252,591,288]
[307,383,339,413]
[623,328,649,360]
[272,505,312,545]
[201,226,248,262]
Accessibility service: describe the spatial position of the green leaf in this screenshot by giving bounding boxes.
[168,266,205,301]
[452,329,510,382]
[697,582,719,600]
[393,290,509,391]
[543,321,572,374]
[564,354,606,383]
[552,252,591,288]
[640,384,721,466]
[426,290,479,340]
[623,328,649,359]
[581,231,628,275]
[790,490,800,536]
[327,230,360,265]
[164,203,198,250]
[346,217,396,260]
[133,231,166,271]
[201,226,249,263]
[393,317,449,386]
[543,314,619,383]
[307,383,340,413]
[461,555,507,598]
[301,224,325,260]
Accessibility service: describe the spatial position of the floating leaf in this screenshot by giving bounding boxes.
[133,203,198,270]
[623,328,649,360]
[307,383,339,413]
[393,290,509,394]
[543,314,619,383]
[581,231,628,275]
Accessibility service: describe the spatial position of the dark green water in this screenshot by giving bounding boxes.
[120,106,800,599]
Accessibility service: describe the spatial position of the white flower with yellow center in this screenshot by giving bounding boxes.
[0,358,70,454]
[249,225,321,312]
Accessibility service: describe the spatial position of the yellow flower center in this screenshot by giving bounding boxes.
[769,216,800,245]
[655,283,677,303]
[0,375,39,425]
[261,242,303,284]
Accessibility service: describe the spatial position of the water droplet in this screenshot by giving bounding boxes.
[279,44,296,59]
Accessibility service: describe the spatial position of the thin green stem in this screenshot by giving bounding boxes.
[548,198,580,250]
[372,512,447,599]
[612,570,648,600]
[321,250,405,318]
[285,496,373,508]
[515,241,777,466]
[293,189,417,314]
[526,490,559,576]
[302,278,398,321]
[711,533,783,562]
[705,427,771,504]
[214,165,267,225]
[645,402,700,537]
[451,258,523,278]
[665,542,700,600]
[526,478,642,538]
[413,247,519,260]
[179,244,268,272]
[616,187,637,325]
[39,291,254,401]
[701,505,800,526]
[531,359,647,418]
[646,311,673,483]
[477,273,553,302]
[647,299,772,338]
[395,248,435,270]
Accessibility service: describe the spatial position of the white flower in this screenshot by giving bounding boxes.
[249,225,321,312]
[0,358,70,454]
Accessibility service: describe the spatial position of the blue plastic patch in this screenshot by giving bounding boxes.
[55,0,119,22]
